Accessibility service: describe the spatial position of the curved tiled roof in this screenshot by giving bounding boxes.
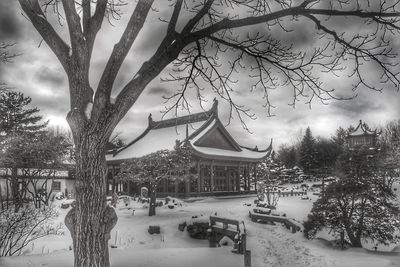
[107,99,272,163]
[348,120,379,137]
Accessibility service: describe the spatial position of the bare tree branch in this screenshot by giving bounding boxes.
[181,0,215,35]
[93,0,154,115]
[18,0,71,72]
[85,0,108,57]
[61,0,86,60]
[167,0,183,34]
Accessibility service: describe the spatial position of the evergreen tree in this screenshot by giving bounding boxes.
[277,145,297,168]
[304,147,400,248]
[0,90,47,212]
[314,137,341,171]
[299,127,316,173]
[0,90,47,137]
[331,127,347,147]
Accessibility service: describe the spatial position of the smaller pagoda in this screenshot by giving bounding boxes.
[346,120,380,149]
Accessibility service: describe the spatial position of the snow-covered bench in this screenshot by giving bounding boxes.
[249,210,301,233]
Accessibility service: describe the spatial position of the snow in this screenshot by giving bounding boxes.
[107,115,270,162]
[107,122,203,161]
[84,102,93,120]
[188,117,270,159]
[37,14,46,20]
[2,192,400,267]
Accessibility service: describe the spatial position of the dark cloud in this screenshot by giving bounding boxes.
[147,86,170,95]
[0,1,21,41]
[331,96,383,116]
[4,1,398,148]
[35,66,65,87]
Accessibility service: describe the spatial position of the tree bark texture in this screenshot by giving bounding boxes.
[65,126,117,267]
[11,167,21,213]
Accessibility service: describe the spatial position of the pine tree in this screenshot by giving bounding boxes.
[0,90,47,212]
[314,137,341,171]
[299,127,316,174]
[0,90,47,137]
[277,145,297,168]
[332,127,347,147]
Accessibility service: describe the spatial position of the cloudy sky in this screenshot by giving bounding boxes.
[1,1,399,149]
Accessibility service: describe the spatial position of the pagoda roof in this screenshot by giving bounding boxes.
[107,100,272,163]
[186,115,272,162]
[348,120,379,137]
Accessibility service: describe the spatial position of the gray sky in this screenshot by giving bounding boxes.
[1,1,399,149]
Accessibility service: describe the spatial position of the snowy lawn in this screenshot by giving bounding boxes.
[1,192,400,267]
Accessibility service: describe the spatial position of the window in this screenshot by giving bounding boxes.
[52,181,61,191]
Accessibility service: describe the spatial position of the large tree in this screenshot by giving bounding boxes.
[17,0,400,266]
[314,137,341,171]
[0,91,46,137]
[117,145,193,216]
[277,144,297,168]
[118,150,174,216]
[0,131,72,209]
[299,126,317,173]
[304,147,400,248]
[0,90,47,212]
[378,119,400,189]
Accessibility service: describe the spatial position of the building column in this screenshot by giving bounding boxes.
[174,181,179,195]
[237,166,241,192]
[197,162,201,194]
[185,169,190,194]
[111,166,116,194]
[243,166,248,191]
[210,162,214,193]
[226,166,230,191]
[254,164,257,192]
[247,164,251,191]
[128,181,131,196]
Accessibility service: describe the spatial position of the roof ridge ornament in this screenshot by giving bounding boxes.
[148,113,154,128]
[150,101,219,129]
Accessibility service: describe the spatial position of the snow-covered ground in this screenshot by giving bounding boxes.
[1,189,400,267]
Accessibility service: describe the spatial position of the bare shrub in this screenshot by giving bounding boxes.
[0,207,60,256]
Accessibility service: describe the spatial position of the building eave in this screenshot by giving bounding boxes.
[187,142,272,163]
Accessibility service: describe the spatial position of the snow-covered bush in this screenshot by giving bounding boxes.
[0,207,60,256]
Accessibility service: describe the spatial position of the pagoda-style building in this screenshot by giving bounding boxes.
[106,100,273,197]
[346,120,380,149]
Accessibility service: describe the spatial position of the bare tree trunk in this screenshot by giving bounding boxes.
[65,130,117,267]
[0,182,3,210]
[344,222,362,248]
[11,167,21,212]
[149,186,157,216]
[6,178,9,210]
